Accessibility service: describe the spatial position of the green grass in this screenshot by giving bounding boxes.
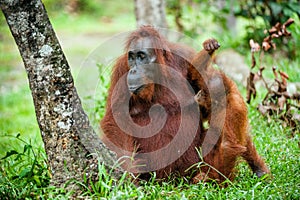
[0,87,43,157]
[45,0,136,35]
[0,4,299,199]
[1,53,299,200]
[48,12,136,35]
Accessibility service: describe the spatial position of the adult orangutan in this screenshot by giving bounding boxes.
[100,26,269,183]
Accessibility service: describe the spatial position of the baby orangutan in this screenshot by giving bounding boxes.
[189,39,270,182]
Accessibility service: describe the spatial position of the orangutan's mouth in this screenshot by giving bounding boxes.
[128,85,145,94]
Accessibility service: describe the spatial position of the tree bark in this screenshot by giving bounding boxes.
[134,0,168,28]
[0,0,122,191]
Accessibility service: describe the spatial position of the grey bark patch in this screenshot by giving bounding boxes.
[39,44,53,57]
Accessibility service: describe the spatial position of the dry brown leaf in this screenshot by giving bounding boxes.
[246,18,299,133]
[292,93,300,101]
[249,39,260,52]
[278,96,286,110]
[284,18,295,27]
[272,66,278,78]
[271,33,279,38]
[257,67,264,78]
[262,41,271,51]
[271,42,276,50]
[246,72,256,103]
[279,71,289,85]
[258,104,268,115]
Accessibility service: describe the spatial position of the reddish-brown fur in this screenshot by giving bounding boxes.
[101,26,269,183]
[189,40,270,182]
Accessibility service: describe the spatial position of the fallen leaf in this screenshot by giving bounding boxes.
[278,96,286,110]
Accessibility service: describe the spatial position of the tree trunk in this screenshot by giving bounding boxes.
[134,0,168,28]
[0,0,122,191]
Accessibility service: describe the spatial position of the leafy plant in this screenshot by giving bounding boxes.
[246,18,300,134]
[0,134,50,199]
[235,0,300,58]
[166,0,229,38]
[235,0,300,27]
[93,63,111,121]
